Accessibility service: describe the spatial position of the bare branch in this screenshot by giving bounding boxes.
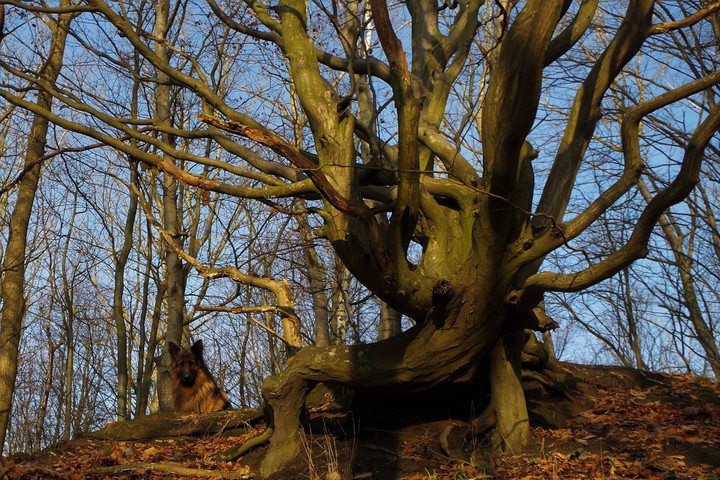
[545,0,599,65]
[523,101,720,296]
[534,0,655,229]
[482,0,566,199]
[649,1,720,35]
[0,1,96,14]
[369,0,411,82]
[198,112,399,291]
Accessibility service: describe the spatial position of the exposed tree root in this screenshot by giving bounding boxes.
[439,422,472,462]
[85,408,264,441]
[3,465,71,479]
[217,427,273,462]
[438,335,580,462]
[258,309,500,476]
[83,462,253,478]
[471,403,498,434]
[522,369,575,400]
[487,332,531,452]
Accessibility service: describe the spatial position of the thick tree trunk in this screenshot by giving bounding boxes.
[0,159,40,453]
[259,284,504,476]
[158,165,185,412]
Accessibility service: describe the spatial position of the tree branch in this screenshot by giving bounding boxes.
[482,0,566,199]
[516,68,720,269]
[419,124,481,187]
[197,306,295,345]
[84,462,252,479]
[522,101,720,296]
[649,1,720,35]
[545,0,599,65]
[208,0,392,83]
[198,112,398,292]
[131,183,303,348]
[369,0,411,82]
[534,0,655,229]
[370,0,425,269]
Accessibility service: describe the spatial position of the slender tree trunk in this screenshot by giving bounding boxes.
[638,179,720,378]
[115,49,143,419]
[675,254,720,377]
[35,324,57,450]
[143,279,166,415]
[0,5,74,453]
[297,213,331,347]
[135,217,164,416]
[620,270,647,370]
[377,303,402,341]
[333,267,353,344]
[153,0,186,412]
[60,194,79,442]
[113,165,138,420]
[238,320,252,406]
[62,326,74,441]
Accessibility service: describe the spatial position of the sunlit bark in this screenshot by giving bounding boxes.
[0,3,76,453]
[0,0,719,475]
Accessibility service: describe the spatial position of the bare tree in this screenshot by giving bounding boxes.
[637,179,720,377]
[548,0,720,378]
[1,0,720,475]
[0,1,76,453]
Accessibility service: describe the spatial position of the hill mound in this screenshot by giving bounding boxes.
[2,363,719,479]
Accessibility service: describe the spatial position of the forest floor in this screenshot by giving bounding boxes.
[2,362,720,479]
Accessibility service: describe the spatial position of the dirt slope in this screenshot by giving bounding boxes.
[2,363,719,479]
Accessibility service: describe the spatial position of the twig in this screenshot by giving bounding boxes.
[195,307,292,345]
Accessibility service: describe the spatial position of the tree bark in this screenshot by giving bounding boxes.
[0,4,75,454]
[297,213,331,347]
[112,164,138,420]
[153,0,186,412]
[377,302,402,341]
[259,279,504,476]
[488,331,531,452]
[35,322,58,449]
[135,216,165,417]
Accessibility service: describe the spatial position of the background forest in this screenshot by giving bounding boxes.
[0,0,718,467]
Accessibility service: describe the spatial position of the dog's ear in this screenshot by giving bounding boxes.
[191,339,204,357]
[167,341,180,360]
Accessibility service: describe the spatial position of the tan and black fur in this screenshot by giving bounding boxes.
[167,340,231,414]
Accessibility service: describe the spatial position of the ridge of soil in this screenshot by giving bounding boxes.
[3,362,719,479]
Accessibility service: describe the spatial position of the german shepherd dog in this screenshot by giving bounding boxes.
[167,340,231,414]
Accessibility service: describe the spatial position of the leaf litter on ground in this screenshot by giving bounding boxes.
[1,365,719,479]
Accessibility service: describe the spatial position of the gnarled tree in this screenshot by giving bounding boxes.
[1,0,719,476]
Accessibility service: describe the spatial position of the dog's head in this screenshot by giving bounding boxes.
[168,340,204,387]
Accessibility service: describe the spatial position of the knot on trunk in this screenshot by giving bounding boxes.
[432,279,454,303]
